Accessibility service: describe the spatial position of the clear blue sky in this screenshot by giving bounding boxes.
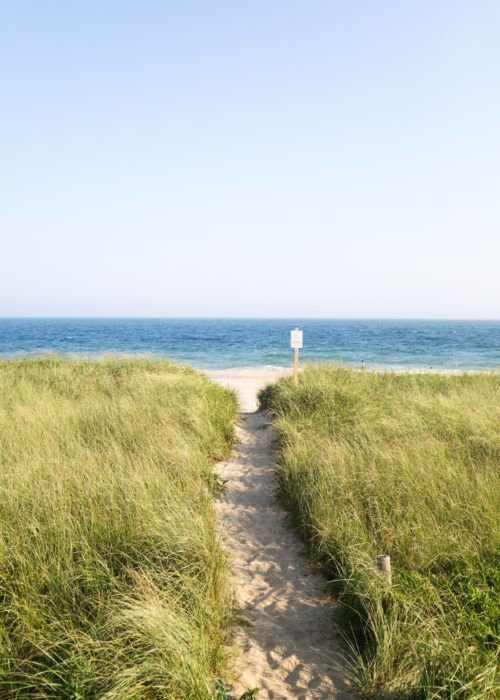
[1,1,499,318]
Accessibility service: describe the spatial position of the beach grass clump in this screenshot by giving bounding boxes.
[260,366,499,698]
[0,356,237,698]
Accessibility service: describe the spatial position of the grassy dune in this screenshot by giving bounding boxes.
[260,367,499,698]
[0,357,237,698]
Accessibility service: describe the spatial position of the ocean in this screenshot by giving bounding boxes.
[0,318,499,371]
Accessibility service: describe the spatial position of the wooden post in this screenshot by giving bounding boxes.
[294,347,299,385]
[377,555,392,586]
[290,327,303,385]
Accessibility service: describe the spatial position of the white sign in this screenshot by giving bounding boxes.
[291,328,303,349]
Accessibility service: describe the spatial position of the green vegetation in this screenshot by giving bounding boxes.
[260,367,500,699]
[0,356,237,698]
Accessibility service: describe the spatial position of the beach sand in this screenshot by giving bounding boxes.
[206,368,354,698]
[205,368,291,412]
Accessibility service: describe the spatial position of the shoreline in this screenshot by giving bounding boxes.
[204,364,499,374]
[0,352,498,375]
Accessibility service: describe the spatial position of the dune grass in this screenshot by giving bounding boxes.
[260,366,499,699]
[0,356,237,698]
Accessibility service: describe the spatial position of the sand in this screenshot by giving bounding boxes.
[205,369,355,699]
[205,368,291,413]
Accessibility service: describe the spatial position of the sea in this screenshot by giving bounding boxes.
[0,318,499,371]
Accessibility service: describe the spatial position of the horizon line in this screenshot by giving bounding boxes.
[1,316,499,322]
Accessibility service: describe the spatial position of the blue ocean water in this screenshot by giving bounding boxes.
[0,318,498,370]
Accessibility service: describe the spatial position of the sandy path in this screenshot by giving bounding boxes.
[205,369,291,413]
[206,370,354,699]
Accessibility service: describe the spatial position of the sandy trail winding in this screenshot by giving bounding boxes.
[206,370,354,699]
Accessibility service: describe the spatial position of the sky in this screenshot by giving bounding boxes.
[1,1,499,318]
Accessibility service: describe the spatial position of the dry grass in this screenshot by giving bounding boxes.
[260,366,499,699]
[0,356,237,698]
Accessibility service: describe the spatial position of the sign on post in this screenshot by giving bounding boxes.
[291,328,303,385]
[290,329,303,349]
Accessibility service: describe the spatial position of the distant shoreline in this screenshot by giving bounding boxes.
[204,364,499,374]
[0,354,499,374]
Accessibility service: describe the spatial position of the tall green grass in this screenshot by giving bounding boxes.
[260,367,499,698]
[0,356,237,698]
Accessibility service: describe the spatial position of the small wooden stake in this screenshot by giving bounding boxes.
[377,554,392,586]
[293,347,299,385]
